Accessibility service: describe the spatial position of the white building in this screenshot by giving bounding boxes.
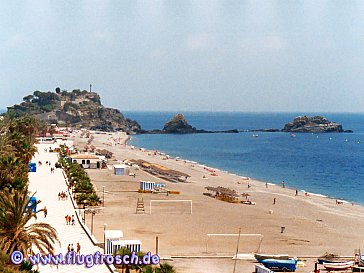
[70,154,102,169]
[113,164,130,176]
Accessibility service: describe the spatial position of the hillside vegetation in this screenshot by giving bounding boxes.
[7,88,141,133]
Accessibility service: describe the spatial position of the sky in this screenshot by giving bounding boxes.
[1,0,364,112]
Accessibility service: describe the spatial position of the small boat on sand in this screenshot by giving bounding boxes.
[260,258,297,272]
[323,261,354,270]
[255,254,290,262]
[359,255,364,266]
[317,258,350,264]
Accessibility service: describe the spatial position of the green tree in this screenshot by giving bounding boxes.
[72,89,81,95]
[22,95,34,103]
[33,90,42,98]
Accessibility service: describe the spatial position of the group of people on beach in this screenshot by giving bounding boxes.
[58,192,68,201]
[65,214,75,225]
[67,242,81,254]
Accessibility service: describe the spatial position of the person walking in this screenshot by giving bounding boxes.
[295,189,298,196]
[76,243,81,254]
[273,198,276,205]
[71,215,75,226]
[43,206,47,218]
[67,244,71,252]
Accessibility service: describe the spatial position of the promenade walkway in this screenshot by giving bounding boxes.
[28,143,110,273]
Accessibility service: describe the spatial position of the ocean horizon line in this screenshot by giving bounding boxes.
[123,110,364,115]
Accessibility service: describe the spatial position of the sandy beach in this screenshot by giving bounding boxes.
[72,131,364,273]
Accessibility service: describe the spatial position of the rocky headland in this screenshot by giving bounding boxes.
[6,88,141,133]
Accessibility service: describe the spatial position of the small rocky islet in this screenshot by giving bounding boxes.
[282,115,352,133]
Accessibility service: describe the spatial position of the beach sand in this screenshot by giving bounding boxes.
[72,131,364,273]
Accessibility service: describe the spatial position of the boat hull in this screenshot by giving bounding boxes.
[260,259,297,272]
[359,255,364,266]
[255,254,290,262]
[323,261,354,270]
[317,258,349,264]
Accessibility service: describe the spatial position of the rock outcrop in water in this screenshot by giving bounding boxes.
[163,113,197,133]
[6,89,141,133]
[282,116,349,133]
[140,113,238,134]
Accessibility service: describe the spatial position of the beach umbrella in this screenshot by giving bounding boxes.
[241,193,250,200]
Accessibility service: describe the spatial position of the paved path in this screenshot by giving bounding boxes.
[28,144,110,273]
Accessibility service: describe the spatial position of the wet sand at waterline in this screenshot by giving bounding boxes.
[72,131,364,273]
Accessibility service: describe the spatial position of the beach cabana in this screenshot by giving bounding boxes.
[205,186,240,203]
[104,230,123,255]
[140,181,155,191]
[133,159,190,183]
[113,164,129,176]
[110,240,142,254]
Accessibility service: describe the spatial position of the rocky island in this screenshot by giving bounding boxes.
[141,113,238,134]
[282,115,352,133]
[6,88,141,133]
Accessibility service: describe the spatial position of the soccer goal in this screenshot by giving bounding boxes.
[149,200,193,215]
[205,233,264,254]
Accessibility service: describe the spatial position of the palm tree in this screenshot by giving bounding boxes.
[157,263,176,273]
[0,134,14,157]
[0,188,59,257]
[142,263,176,273]
[0,155,29,190]
[16,141,38,164]
[116,247,132,273]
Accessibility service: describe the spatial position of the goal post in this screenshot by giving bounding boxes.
[149,200,193,214]
[205,233,264,254]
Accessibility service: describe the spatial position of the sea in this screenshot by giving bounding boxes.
[125,112,364,204]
